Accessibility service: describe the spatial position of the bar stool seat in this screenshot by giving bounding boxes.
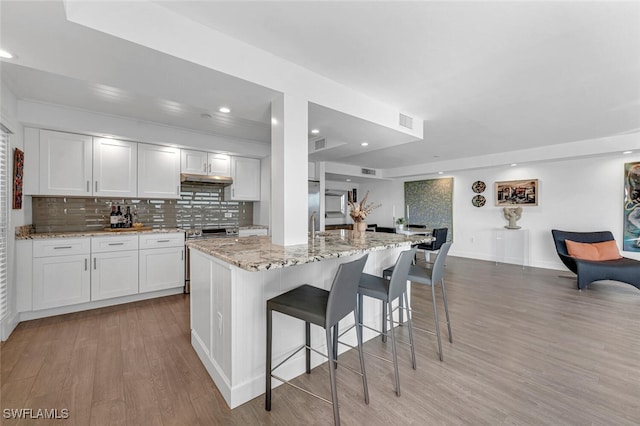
[266,255,369,426]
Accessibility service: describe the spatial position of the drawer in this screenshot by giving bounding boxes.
[238,228,268,237]
[139,232,185,249]
[33,238,91,258]
[91,235,139,253]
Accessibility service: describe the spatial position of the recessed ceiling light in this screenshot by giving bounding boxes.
[346,179,351,182]
[623,151,632,155]
[219,107,231,113]
[311,129,320,134]
[438,171,444,175]
[511,163,518,167]
[0,49,14,59]
[361,142,369,147]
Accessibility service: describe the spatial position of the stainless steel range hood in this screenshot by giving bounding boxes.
[180,173,233,186]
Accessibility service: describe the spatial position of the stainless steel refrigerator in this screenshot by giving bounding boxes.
[308,181,320,233]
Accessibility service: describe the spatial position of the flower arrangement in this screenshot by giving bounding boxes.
[348,190,380,223]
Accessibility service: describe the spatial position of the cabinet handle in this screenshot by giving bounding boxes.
[53,246,73,250]
[87,180,90,192]
[94,258,97,270]
[95,181,98,192]
[181,249,184,260]
[108,242,124,246]
[204,163,207,172]
[157,239,170,243]
[85,258,88,271]
[208,163,211,173]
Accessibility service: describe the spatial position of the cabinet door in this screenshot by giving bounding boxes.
[91,250,139,300]
[208,153,231,176]
[139,247,185,293]
[181,149,208,175]
[33,254,91,310]
[39,130,93,196]
[226,157,260,201]
[93,138,137,197]
[138,144,181,199]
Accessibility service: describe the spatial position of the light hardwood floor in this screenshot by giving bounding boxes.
[1,257,639,425]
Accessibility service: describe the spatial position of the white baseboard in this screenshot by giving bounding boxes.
[19,287,184,322]
[1,311,20,341]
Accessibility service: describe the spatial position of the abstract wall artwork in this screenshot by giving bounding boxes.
[623,161,640,251]
[404,177,453,240]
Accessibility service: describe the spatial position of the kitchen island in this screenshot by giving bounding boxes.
[187,230,433,408]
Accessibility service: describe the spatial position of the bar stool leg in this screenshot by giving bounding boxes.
[441,278,453,343]
[354,311,369,404]
[388,299,401,396]
[265,308,272,410]
[326,328,340,425]
[431,283,443,361]
[306,322,311,373]
[381,301,387,343]
[333,324,338,369]
[404,291,416,370]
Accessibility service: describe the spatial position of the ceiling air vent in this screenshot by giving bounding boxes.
[314,138,326,151]
[399,113,413,129]
[361,168,377,176]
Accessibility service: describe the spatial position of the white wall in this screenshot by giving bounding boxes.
[362,150,640,271]
[1,81,29,340]
[325,180,360,226]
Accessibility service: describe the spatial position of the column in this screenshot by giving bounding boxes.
[271,93,308,246]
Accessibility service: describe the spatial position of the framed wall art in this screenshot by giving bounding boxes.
[623,161,640,251]
[495,179,538,206]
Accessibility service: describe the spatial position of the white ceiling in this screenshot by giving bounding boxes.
[2,1,639,171]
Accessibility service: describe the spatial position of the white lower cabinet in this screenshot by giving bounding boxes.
[91,251,139,300]
[91,235,139,300]
[139,233,185,293]
[33,238,91,310]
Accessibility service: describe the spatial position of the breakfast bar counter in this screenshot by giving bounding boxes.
[188,230,433,408]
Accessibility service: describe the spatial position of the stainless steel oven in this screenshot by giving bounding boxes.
[184,227,238,293]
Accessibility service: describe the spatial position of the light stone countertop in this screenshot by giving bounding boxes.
[16,228,185,240]
[187,230,434,272]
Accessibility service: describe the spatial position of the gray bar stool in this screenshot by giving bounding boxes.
[383,242,453,361]
[357,247,417,396]
[265,254,369,426]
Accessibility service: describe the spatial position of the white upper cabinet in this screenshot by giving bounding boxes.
[181,149,208,175]
[181,149,230,176]
[39,130,93,196]
[209,153,231,176]
[93,138,137,197]
[225,156,261,201]
[138,143,181,199]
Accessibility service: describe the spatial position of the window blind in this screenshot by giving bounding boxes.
[0,129,8,321]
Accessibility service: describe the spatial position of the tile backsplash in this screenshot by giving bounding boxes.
[33,183,254,233]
